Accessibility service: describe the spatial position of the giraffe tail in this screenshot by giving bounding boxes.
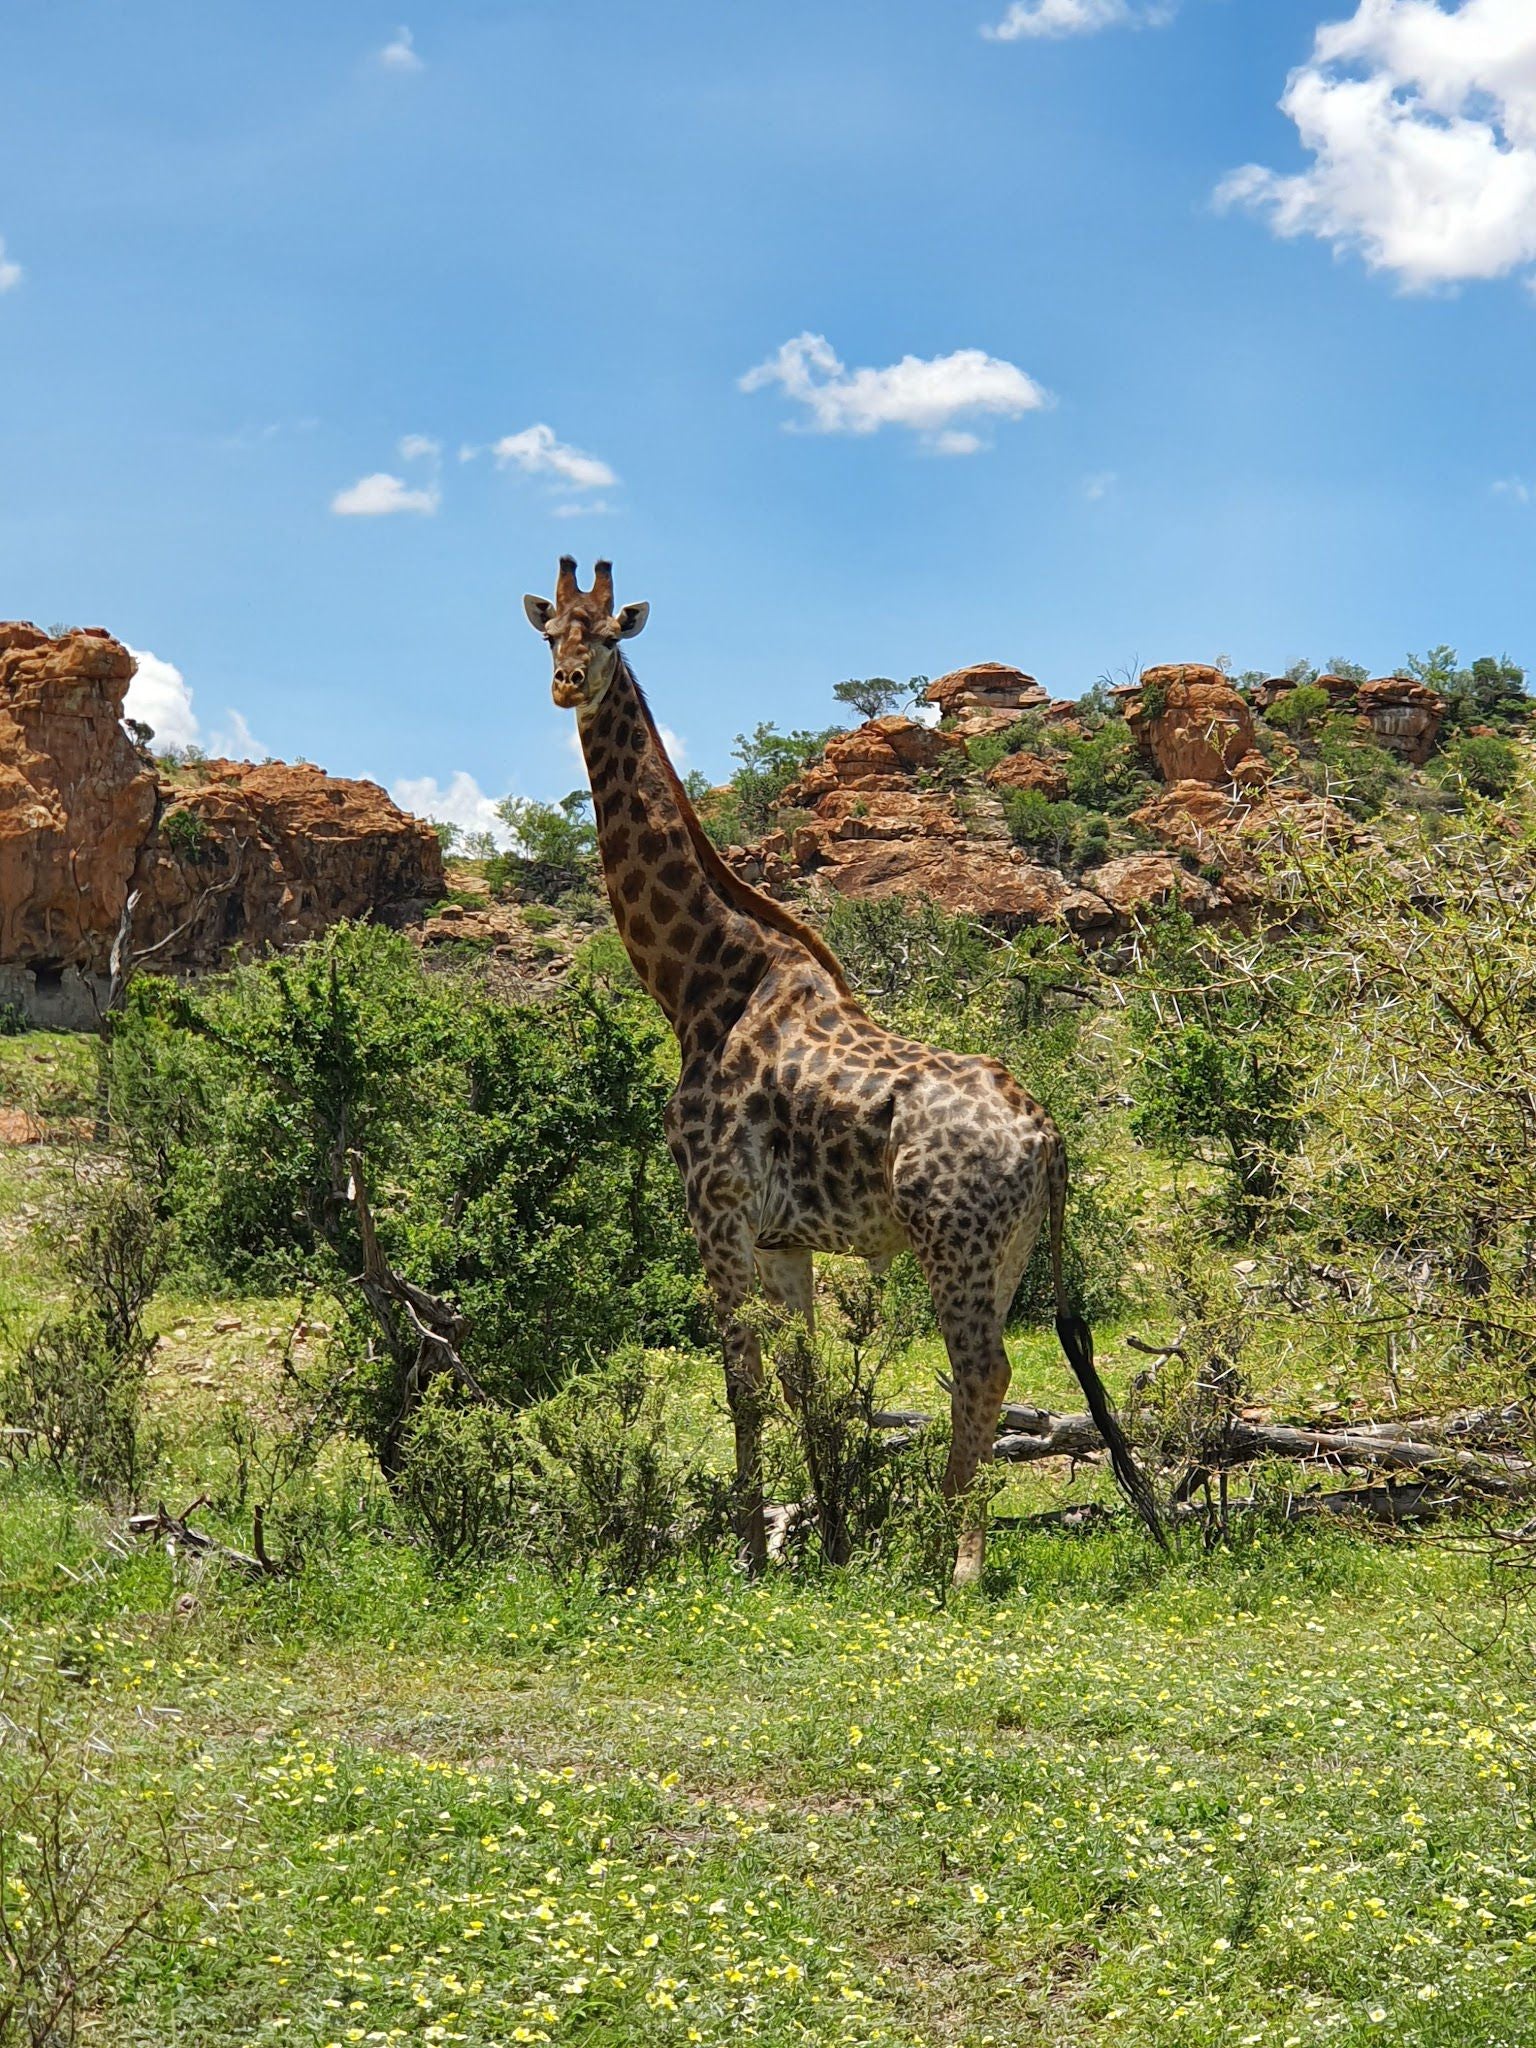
[1049,1159,1166,1549]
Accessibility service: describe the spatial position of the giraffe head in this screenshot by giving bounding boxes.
[523,557,650,712]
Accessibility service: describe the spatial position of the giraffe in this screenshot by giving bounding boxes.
[523,558,1162,1582]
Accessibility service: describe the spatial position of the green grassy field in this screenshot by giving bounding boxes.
[4,1029,1536,2046]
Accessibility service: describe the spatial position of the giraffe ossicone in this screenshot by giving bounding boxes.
[523,558,1162,1581]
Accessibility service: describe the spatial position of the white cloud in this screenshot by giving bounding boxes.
[331,471,440,516]
[1494,476,1534,503]
[984,0,1175,39]
[124,647,265,759]
[492,424,617,492]
[931,429,984,456]
[739,332,1051,449]
[0,239,20,293]
[379,24,422,70]
[208,708,268,759]
[124,649,200,751]
[391,771,512,846]
[552,498,614,518]
[1083,469,1119,500]
[398,433,441,462]
[1218,0,1536,289]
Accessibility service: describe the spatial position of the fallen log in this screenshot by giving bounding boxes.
[879,1401,1536,1494]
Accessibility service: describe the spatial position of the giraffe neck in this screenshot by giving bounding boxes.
[578,659,784,1046]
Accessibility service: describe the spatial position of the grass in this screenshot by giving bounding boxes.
[4,1026,1536,2046]
[6,1469,1536,2045]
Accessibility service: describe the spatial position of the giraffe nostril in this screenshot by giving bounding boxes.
[569,668,586,688]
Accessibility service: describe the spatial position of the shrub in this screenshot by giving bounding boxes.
[1446,733,1520,798]
[1,1177,167,1498]
[1062,722,1150,812]
[513,1349,728,1587]
[395,1393,525,1570]
[491,793,597,903]
[1408,646,1531,734]
[107,927,711,1468]
[1313,718,1404,814]
[1002,788,1105,866]
[160,805,209,863]
[1266,684,1330,737]
[1126,909,1303,1238]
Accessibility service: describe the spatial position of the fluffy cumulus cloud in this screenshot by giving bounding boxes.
[984,0,1175,39]
[398,432,441,462]
[390,771,513,846]
[124,648,200,750]
[1218,0,1536,289]
[491,424,617,492]
[0,238,20,292]
[378,25,422,70]
[331,471,440,516]
[739,332,1050,450]
[123,648,265,758]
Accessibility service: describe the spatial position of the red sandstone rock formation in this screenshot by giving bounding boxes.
[1356,676,1444,765]
[1081,853,1225,921]
[985,751,1069,799]
[820,839,1113,933]
[0,623,444,1015]
[137,760,445,967]
[924,662,1048,722]
[0,624,157,972]
[1124,664,1270,789]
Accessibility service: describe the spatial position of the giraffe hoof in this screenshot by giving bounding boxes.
[952,1531,986,1589]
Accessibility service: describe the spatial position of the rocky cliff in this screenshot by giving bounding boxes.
[0,624,444,1024]
[719,651,1432,937]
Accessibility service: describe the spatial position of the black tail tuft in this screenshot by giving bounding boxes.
[1056,1312,1166,1549]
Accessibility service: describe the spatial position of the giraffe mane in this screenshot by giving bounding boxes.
[623,658,854,999]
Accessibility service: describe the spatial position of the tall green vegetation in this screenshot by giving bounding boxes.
[107,926,709,1463]
[1407,645,1530,734]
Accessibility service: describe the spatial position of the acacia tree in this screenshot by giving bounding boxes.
[832,676,925,722]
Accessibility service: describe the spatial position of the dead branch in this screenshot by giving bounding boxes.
[125,1497,286,1576]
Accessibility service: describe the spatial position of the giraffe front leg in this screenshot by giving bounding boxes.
[718,1304,769,1576]
[693,1227,771,1577]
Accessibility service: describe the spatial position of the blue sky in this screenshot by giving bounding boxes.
[2,0,1533,833]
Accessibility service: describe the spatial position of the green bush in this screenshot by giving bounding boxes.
[1266,684,1330,737]
[1447,733,1520,798]
[161,805,209,863]
[709,722,839,843]
[1061,722,1150,812]
[490,792,597,903]
[107,927,711,1460]
[1408,646,1530,734]
[1,1177,168,1498]
[1002,788,1108,866]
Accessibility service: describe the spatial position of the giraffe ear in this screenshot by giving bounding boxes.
[523,594,554,632]
[615,601,650,639]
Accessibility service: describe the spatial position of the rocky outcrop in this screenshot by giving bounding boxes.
[1251,671,1445,766]
[985,751,1068,799]
[924,662,1048,722]
[788,716,963,800]
[136,760,445,968]
[0,622,444,1023]
[1081,853,1224,921]
[0,624,157,979]
[1356,676,1444,765]
[1122,665,1270,789]
[819,839,1113,934]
